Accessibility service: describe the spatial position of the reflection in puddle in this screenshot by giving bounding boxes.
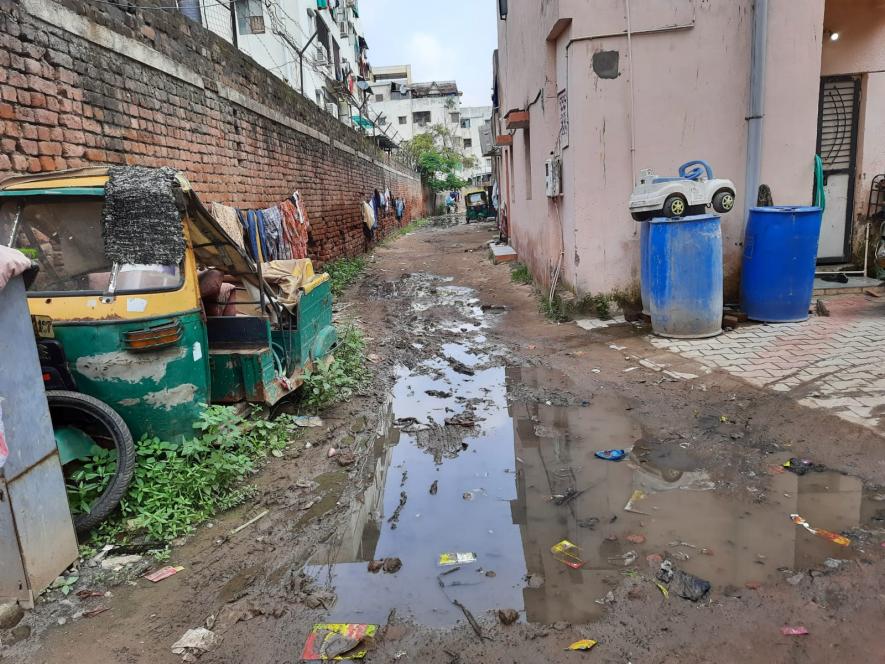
[307,352,876,627]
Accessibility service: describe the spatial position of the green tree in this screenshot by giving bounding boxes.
[400,124,474,192]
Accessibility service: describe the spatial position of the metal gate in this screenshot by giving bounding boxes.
[816,76,861,263]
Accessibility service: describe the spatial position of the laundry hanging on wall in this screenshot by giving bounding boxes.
[208,192,311,263]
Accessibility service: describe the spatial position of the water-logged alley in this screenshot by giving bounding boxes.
[12,219,885,664]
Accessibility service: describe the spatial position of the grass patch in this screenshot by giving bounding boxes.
[300,323,371,410]
[383,217,429,245]
[69,406,296,545]
[511,262,532,285]
[325,256,367,296]
[539,293,569,322]
[591,294,612,319]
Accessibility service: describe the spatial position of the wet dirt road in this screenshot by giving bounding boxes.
[11,219,885,664]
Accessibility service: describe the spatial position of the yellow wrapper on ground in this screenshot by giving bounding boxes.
[567,639,598,651]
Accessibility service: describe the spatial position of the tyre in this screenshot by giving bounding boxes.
[47,390,136,534]
[712,189,735,213]
[631,211,651,222]
[663,195,687,218]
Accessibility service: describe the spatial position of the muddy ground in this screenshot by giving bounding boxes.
[5,218,885,664]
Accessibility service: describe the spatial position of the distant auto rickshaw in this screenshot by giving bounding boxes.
[0,167,336,531]
[464,189,492,223]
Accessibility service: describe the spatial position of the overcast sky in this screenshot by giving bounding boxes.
[360,0,497,107]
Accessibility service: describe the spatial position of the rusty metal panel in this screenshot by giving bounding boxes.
[7,455,78,597]
[0,479,30,605]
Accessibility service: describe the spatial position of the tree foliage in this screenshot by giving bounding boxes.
[400,124,475,192]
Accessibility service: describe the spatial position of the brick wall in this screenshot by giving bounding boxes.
[0,0,424,263]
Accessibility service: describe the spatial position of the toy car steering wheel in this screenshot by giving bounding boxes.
[678,160,714,181]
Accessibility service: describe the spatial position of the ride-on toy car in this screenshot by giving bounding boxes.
[629,160,736,221]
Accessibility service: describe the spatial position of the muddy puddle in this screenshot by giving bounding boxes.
[307,280,880,628]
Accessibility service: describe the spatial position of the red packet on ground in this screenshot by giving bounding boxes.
[301,623,378,661]
[144,566,184,582]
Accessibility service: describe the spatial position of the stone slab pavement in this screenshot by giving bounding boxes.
[645,294,885,434]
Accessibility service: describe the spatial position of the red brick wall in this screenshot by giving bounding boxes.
[0,0,424,264]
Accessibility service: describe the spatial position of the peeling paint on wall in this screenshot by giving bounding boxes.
[76,347,186,383]
[143,384,198,411]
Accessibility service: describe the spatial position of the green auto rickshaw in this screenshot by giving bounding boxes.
[0,166,336,531]
[465,188,492,223]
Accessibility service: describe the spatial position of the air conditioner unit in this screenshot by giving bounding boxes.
[545,156,562,197]
[326,103,338,116]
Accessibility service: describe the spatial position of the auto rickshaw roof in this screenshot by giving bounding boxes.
[0,167,259,287]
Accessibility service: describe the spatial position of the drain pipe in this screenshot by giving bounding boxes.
[744,0,768,215]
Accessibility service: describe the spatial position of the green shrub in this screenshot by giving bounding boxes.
[301,324,370,410]
[324,256,367,296]
[69,406,294,544]
[511,262,532,285]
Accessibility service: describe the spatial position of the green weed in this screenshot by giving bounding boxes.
[325,256,367,296]
[383,217,428,245]
[301,323,370,410]
[539,293,569,322]
[511,262,532,285]
[69,405,295,544]
[592,294,612,319]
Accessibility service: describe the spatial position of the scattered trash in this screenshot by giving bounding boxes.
[145,566,184,583]
[609,344,627,351]
[300,623,378,660]
[594,449,626,461]
[452,600,485,641]
[293,416,324,428]
[780,626,809,636]
[429,480,438,495]
[591,368,601,374]
[656,560,710,602]
[171,627,218,659]
[552,488,585,506]
[497,608,519,625]
[745,581,762,590]
[76,589,106,599]
[577,517,599,530]
[624,489,649,514]
[393,651,408,660]
[425,389,453,398]
[367,353,381,363]
[367,560,383,573]
[654,581,670,599]
[790,514,850,546]
[230,509,269,536]
[82,606,109,618]
[439,552,477,566]
[626,534,646,544]
[566,639,598,651]
[608,551,637,567]
[388,492,408,529]
[783,458,825,475]
[328,447,338,458]
[551,540,585,569]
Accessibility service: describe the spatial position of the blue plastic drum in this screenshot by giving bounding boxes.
[647,214,723,338]
[740,206,823,322]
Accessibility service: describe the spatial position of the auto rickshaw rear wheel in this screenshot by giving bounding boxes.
[47,390,136,534]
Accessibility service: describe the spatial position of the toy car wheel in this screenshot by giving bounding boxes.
[663,195,687,218]
[712,189,735,213]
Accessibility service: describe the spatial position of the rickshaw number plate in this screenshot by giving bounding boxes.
[31,315,54,339]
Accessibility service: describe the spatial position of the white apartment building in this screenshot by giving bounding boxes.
[369,66,489,183]
[196,0,371,127]
[457,106,493,185]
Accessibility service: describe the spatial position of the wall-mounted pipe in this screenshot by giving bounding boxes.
[744,0,768,215]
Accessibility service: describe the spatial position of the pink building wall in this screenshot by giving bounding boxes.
[498,0,826,299]
[821,0,885,251]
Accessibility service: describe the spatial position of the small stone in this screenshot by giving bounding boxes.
[626,534,646,544]
[367,560,383,573]
[786,573,805,586]
[824,558,843,570]
[552,621,570,631]
[5,624,31,645]
[382,557,402,574]
[485,570,496,578]
[0,603,25,629]
[336,452,356,467]
[497,608,519,625]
